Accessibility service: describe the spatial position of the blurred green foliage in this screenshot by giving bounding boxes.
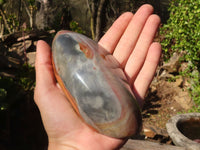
[160,0,200,112]
[0,64,48,150]
[70,21,85,34]
[6,14,19,32]
[27,0,35,6]
[0,64,35,109]
[0,0,4,5]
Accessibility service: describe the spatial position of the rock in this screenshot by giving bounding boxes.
[27,52,36,67]
[143,127,157,138]
[157,72,193,110]
[143,124,168,138]
[163,52,181,73]
[155,76,193,110]
[173,76,183,87]
[150,85,157,93]
[174,88,193,110]
[52,31,142,138]
[159,70,175,80]
[179,62,188,72]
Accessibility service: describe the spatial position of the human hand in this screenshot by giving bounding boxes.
[34,4,161,150]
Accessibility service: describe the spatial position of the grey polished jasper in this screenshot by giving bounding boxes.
[52,31,142,138]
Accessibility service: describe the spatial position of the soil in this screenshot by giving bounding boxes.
[143,81,183,128]
[141,76,188,144]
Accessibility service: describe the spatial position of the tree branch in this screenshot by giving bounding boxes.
[86,0,95,39]
[0,9,11,34]
[22,0,33,28]
[95,0,106,41]
[0,23,4,39]
[22,0,31,18]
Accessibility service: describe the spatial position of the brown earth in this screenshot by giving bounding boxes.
[143,80,183,129]
[141,73,194,144]
[138,52,196,144]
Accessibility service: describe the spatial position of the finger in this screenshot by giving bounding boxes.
[98,12,133,53]
[133,42,161,102]
[125,14,160,83]
[113,4,154,67]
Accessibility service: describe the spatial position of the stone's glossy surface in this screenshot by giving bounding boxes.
[52,30,142,138]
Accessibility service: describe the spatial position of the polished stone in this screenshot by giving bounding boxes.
[52,30,142,138]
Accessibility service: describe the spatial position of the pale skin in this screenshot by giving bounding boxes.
[34,4,161,150]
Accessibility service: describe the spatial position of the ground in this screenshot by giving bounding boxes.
[143,80,183,128]
[141,75,191,144]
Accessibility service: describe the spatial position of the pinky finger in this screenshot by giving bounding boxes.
[133,42,161,105]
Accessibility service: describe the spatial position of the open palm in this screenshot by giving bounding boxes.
[34,4,161,150]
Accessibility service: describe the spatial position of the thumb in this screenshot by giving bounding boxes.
[34,40,84,134]
[34,40,57,106]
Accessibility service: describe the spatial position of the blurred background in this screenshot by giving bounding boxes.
[0,0,199,149]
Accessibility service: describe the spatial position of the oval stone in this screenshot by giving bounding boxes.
[52,30,142,138]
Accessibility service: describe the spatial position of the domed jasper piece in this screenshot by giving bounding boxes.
[52,30,142,138]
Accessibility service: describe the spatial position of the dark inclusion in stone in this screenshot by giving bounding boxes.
[52,30,142,138]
